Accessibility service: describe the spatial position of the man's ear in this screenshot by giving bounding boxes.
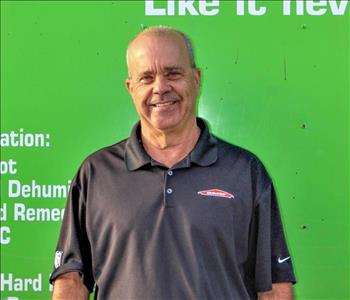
[193,68,201,88]
[125,78,133,94]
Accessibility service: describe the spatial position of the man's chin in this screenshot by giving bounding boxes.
[150,118,180,132]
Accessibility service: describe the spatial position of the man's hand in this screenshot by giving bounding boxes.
[258,282,294,300]
[52,272,89,300]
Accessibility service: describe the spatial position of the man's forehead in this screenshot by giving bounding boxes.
[131,54,185,76]
[127,32,190,69]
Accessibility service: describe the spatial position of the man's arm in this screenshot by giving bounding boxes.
[258,282,294,300]
[52,272,89,300]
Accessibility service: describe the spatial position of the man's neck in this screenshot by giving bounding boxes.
[141,119,201,168]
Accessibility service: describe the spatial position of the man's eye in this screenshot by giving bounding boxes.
[140,76,153,83]
[167,72,182,80]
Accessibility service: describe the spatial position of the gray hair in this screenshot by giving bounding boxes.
[127,25,197,70]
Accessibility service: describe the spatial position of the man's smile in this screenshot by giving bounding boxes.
[150,100,178,108]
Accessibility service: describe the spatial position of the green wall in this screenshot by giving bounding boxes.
[1,1,349,299]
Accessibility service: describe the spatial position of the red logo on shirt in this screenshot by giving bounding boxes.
[197,189,234,199]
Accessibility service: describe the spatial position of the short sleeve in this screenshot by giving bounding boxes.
[49,167,95,292]
[253,181,296,292]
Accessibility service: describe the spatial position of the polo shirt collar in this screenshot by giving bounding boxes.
[124,117,218,171]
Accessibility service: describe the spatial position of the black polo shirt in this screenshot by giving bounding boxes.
[50,118,296,300]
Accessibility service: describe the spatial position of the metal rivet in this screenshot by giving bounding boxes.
[166,188,173,194]
[167,170,173,176]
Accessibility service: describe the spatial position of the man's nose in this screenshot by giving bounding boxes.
[153,76,171,95]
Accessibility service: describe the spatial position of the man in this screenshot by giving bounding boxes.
[50,26,296,299]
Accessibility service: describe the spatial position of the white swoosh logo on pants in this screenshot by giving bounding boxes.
[278,256,290,264]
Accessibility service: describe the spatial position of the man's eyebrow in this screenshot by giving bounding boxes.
[164,67,184,72]
[137,70,154,77]
[137,67,184,78]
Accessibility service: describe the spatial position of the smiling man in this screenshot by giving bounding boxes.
[125,29,201,168]
[50,26,296,300]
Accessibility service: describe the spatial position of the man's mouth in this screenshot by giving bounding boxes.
[151,101,177,108]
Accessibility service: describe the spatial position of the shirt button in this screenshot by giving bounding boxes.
[166,188,173,194]
[167,170,173,176]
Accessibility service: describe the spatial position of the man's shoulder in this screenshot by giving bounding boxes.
[214,135,270,177]
[79,138,129,170]
[68,138,129,188]
[215,135,262,165]
[214,136,272,196]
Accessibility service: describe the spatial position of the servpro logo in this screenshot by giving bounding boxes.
[197,189,234,199]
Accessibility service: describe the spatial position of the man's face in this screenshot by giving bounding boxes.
[126,33,200,132]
